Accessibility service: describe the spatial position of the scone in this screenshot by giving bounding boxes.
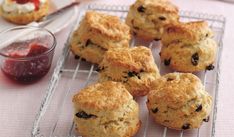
[70,11,131,64]
[72,81,141,137]
[0,0,49,25]
[126,0,179,41]
[98,46,160,96]
[147,73,212,130]
[160,21,217,72]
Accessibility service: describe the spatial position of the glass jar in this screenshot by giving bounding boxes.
[0,26,56,83]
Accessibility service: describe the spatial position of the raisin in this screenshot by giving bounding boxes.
[75,55,86,61]
[85,39,92,47]
[152,108,159,113]
[158,16,166,21]
[195,104,203,112]
[74,55,80,60]
[206,64,215,71]
[203,116,209,122]
[167,78,174,81]
[164,58,171,66]
[133,31,137,36]
[133,26,140,30]
[137,75,141,79]
[128,72,134,77]
[128,71,138,77]
[140,69,144,72]
[137,6,146,12]
[96,67,104,72]
[182,123,190,130]
[154,38,161,41]
[76,111,96,119]
[206,33,209,37]
[96,68,101,72]
[81,58,86,61]
[191,53,199,66]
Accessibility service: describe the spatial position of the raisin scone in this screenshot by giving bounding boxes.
[147,73,212,130]
[0,0,49,25]
[126,0,179,41]
[160,21,217,72]
[72,81,141,137]
[98,46,160,96]
[70,11,131,64]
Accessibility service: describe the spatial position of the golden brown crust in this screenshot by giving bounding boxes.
[74,11,130,49]
[126,0,179,40]
[70,11,130,64]
[98,46,160,96]
[0,1,49,25]
[160,39,217,72]
[85,11,130,41]
[72,81,132,111]
[147,73,212,130]
[73,81,140,137]
[160,21,217,72]
[162,21,214,45]
[102,46,157,72]
[149,73,204,108]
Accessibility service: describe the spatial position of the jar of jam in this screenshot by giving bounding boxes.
[0,26,56,83]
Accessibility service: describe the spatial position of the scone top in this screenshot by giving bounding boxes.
[162,21,214,46]
[148,73,206,109]
[72,81,133,111]
[78,11,131,49]
[86,11,130,39]
[100,46,157,73]
[147,73,212,130]
[134,0,179,14]
[98,46,160,97]
[126,0,179,40]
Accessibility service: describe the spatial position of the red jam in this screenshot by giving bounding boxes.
[13,0,30,4]
[13,0,40,10]
[1,42,51,83]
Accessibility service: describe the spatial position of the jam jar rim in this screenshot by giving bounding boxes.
[0,26,57,60]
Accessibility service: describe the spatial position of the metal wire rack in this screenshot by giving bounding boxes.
[31,4,226,137]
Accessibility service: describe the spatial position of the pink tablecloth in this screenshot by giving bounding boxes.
[0,0,233,136]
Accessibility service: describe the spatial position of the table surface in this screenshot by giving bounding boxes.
[0,0,233,137]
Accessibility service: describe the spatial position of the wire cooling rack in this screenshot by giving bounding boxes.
[31,4,226,137]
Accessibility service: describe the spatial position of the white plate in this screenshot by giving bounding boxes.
[0,0,78,34]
